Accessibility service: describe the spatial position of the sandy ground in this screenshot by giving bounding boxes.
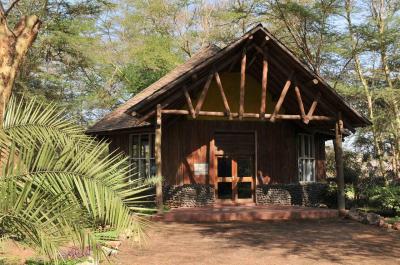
[112,218,400,265]
[0,240,37,264]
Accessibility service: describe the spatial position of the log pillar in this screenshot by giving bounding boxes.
[333,112,345,214]
[155,104,164,213]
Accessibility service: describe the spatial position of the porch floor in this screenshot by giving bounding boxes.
[158,205,338,222]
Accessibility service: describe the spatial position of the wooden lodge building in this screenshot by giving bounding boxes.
[88,25,370,211]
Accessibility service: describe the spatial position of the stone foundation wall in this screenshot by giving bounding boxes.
[256,183,327,207]
[163,184,215,208]
[163,183,327,208]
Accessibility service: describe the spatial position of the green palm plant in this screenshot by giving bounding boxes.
[0,97,155,263]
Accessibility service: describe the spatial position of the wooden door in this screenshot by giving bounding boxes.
[214,132,255,203]
[216,155,255,202]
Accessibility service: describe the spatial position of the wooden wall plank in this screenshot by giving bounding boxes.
[161,119,308,186]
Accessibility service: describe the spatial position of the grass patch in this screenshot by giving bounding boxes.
[25,258,86,265]
[356,207,397,217]
[386,216,400,224]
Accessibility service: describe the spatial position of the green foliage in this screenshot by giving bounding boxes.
[120,35,182,94]
[386,216,400,224]
[326,147,362,184]
[7,0,119,125]
[321,182,356,208]
[365,185,400,213]
[25,258,84,265]
[0,97,155,263]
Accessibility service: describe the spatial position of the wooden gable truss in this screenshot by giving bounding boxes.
[155,43,334,125]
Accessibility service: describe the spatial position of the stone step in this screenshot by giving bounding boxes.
[159,205,339,222]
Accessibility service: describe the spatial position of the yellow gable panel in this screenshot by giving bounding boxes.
[193,73,283,117]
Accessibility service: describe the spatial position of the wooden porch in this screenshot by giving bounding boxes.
[155,205,338,222]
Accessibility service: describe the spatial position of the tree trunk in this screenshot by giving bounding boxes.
[155,104,163,213]
[334,113,346,214]
[0,15,41,125]
[345,0,386,179]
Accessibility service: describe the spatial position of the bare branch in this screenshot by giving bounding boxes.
[0,2,5,17]
[4,0,21,16]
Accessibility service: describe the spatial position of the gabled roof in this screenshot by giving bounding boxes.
[87,45,221,133]
[88,24,370,133]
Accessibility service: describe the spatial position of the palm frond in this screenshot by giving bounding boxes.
[3,96,98,152]
[0,96,156,262]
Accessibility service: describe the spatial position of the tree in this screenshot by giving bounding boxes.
[344,0,386,178]
[0,0,40,123]
[0,1,154,261]
[342,0,400,180]
[102,0,243,96]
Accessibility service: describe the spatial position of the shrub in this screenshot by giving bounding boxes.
[367,185,400,213]
[321,182,356,208]
[326,148,362,184]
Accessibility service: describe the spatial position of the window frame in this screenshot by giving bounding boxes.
[129,133,155,180]
[297,133,316,183]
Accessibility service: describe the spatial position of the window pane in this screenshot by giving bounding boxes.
[310,160,315,181]
[237,158,253,177]
[131,160,139,180]
[217,157,232,177]
[298,134,316,182]
[145,159,151,178]
[140,135,150,158]
[139,160,146,178]
[151,134,155,158]
[299,160,304,181]
[218,182,232,199]
[237,182,252,199]
[131,135,139,158]
[131,134,155,179]
[305,160,310,181]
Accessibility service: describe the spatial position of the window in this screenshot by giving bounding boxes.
[237,158,253,177]
[130,133,155,180]
[217,157,232,177]
[297,134,315,182]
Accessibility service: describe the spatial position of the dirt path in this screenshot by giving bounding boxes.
[112,218,400,265]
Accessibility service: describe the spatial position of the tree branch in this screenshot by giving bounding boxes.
[3,0,21,17]
[0,2,5,16]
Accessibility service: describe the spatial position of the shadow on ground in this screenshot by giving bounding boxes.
[113,219,400,265]
[191,219,399,263]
